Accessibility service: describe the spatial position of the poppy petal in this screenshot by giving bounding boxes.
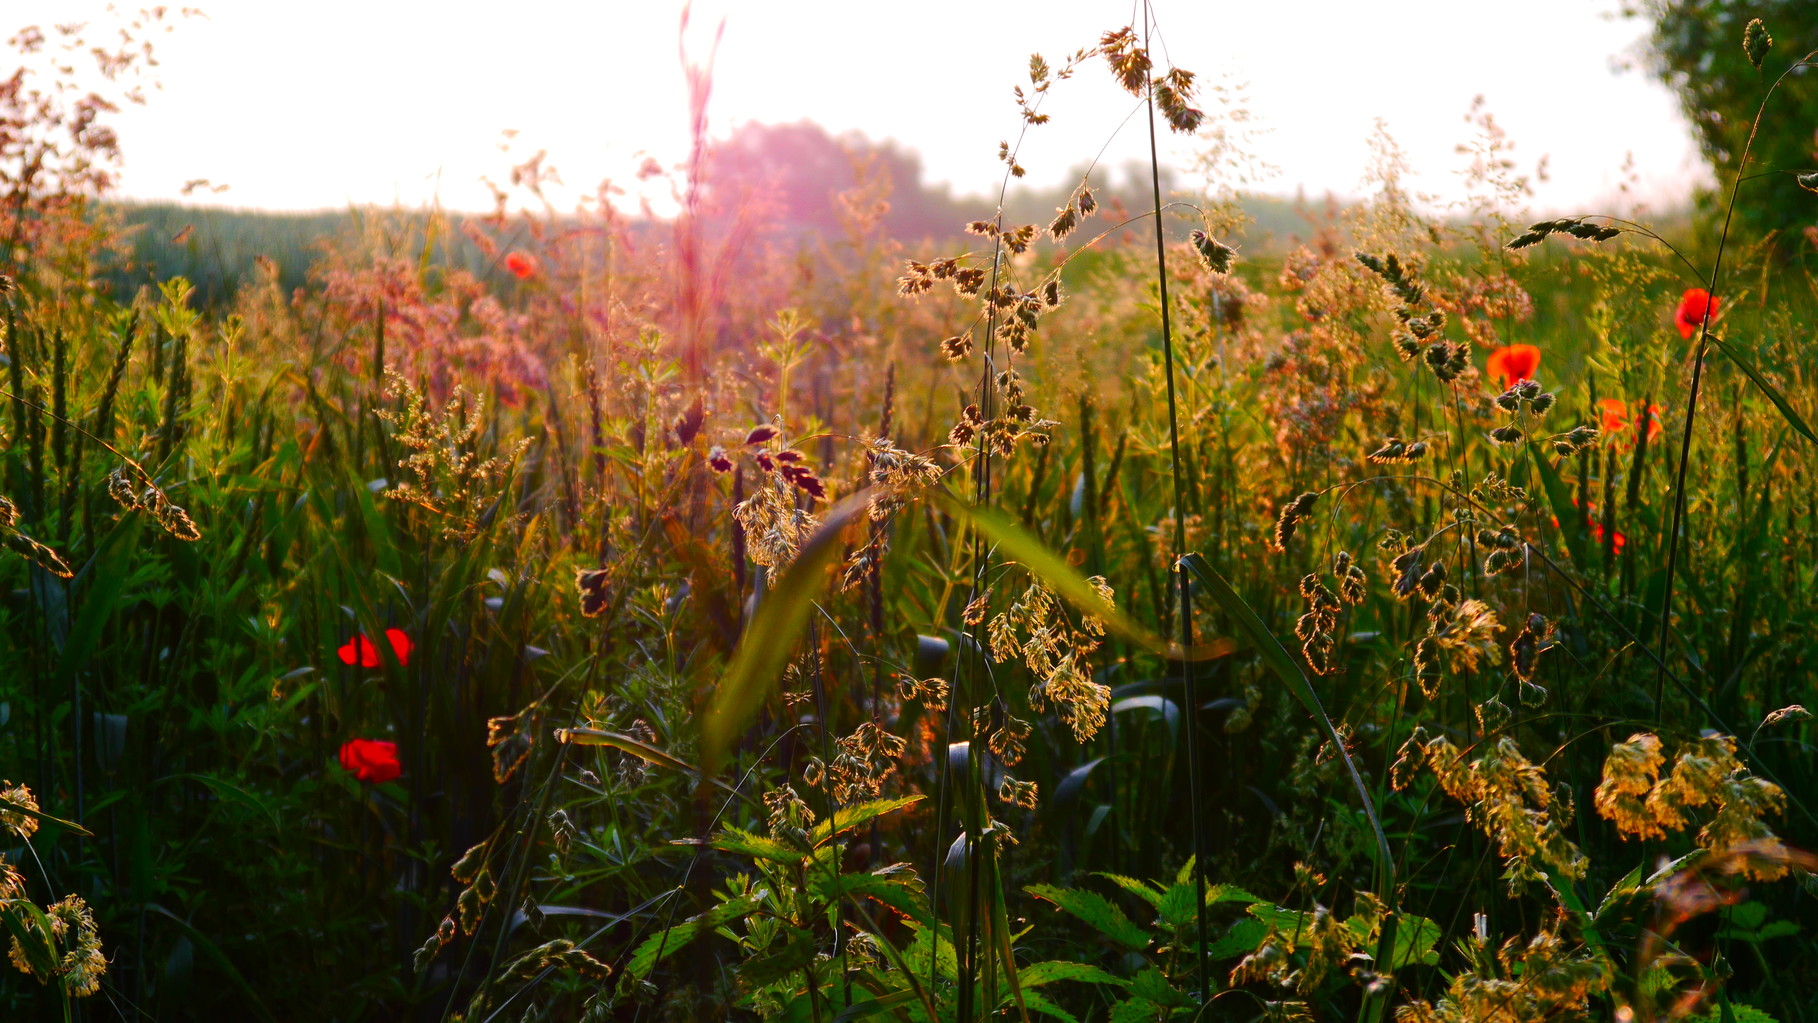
[385,628,413,667]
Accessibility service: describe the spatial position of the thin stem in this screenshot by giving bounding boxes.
[1141,2,1207,1002]
[1653,51,1818,719]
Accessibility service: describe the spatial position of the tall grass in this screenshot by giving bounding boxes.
[1,8,1817,1023]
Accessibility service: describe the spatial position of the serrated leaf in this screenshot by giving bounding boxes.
[1204,917,1270,960]
[1016,989,1082,1023]
[810,868,932,925]
[1026,884,1151,949]
[1015,960,1130,988]
[710,825,805,863]
[1388,913,1443,968]
[737,927,817,988]
[1688,1004,1779,1023]
[1094,872,1164,909]
[625,893,763,979]
[808,794,924,847]
[1110,999,1167,1023]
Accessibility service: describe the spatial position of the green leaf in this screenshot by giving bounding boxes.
[1016,989,1082,1023]
[1529,441,1588,567]
[1026,884,1151,949]
[0,794,91,837]
[624,893,763,980]
[809,794,924,847]
[1092,872,1164,909]
[1204,917,1270,960]
[736,926,817,988]
[0,898,58,980]
[710,826,805,863]
[554,727,745,801]
[1180,553,1398,1023]
[1688,1003,1778,1023]
[1158,881,1198,929]
[1178,555,1392,892]
[934,490,1232,663]
[810,868,932,925]
[701,491,874,776]
[1015,960,1130,988]
[1109,999,1167,1023]
[1710,335,1816,443]
[1387,913,1443,968]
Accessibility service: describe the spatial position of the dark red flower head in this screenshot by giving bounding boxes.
[1485,344,1541,388]
[1675,288,1718,339]
[338,738,401,784]
[337,628,413,668]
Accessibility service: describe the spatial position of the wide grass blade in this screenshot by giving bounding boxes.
[1709,335,1816,443]
[700,489,873,777]
[932,489,1232,664]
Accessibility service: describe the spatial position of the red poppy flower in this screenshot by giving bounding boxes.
[504,251,538,280]
[1485,344,1541,388]
[1597,398,1663,447]
[1674,288,1718,339]
[337,628,413,668]
[338,738,401,784]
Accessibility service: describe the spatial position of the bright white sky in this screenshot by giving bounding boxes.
[20,0,1706,214]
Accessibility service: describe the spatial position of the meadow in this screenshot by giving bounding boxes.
[2,8,1817,1023]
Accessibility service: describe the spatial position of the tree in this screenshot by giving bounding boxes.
[1637,1,1818,251]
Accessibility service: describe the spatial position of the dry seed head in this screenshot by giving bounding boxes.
[1762,705,1810,728]
[1271,491,1318,552]
[1189,230,1237,274]
[1744,18,1772,70]
[0,781,39,839]
[106,468,137,508]
[5,532,74,578]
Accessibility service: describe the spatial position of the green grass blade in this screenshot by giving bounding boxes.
[1710,335,1816,443]
[933,488,1231,663]
[143,903,280,1023]
[700,489,873,778]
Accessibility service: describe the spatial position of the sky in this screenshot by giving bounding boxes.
[16,0,1708,215]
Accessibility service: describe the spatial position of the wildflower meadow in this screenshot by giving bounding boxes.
[2,3,1818,1022]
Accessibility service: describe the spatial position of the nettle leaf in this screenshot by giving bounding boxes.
[809,868,931,925]
[735,926,817,989]
[1248,903,1314,934]
[1204,917,1270,960]
[808,794,924,847]
[1026,884,1151,950]
[1689,1005,1779,1023]
[1110,999,1168,1023]
[1158,882,1198,929]
[1093,872,1164,909]
[902,920,958,982]
[1015,960,1130,988]
[710,825,804,863]
[1128,965,1193,1007]
[1158,879,1266,929]
[1387,913,1443,968]
[624,893,763,979]
[1016,989,1082,1023]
